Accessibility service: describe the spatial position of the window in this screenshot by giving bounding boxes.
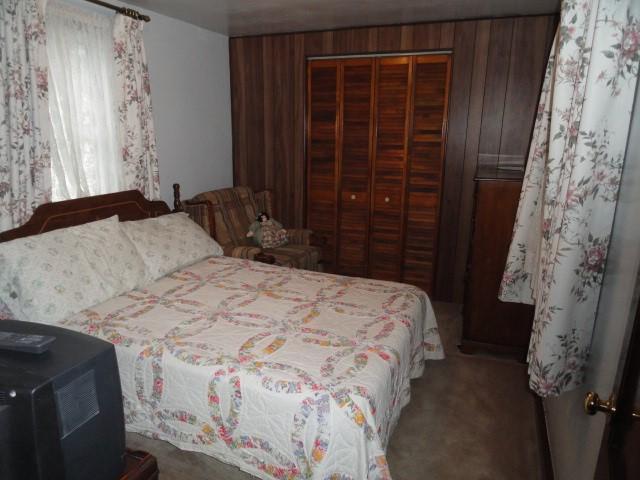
[47,1,122,200]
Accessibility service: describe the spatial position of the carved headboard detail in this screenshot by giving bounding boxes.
[0,190,171,242]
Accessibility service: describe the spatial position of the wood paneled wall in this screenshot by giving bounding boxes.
[230,15,556,301]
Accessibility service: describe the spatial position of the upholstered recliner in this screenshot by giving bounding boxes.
[183,186,323,271]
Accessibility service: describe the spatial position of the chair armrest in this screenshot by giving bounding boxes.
[254,252,276,264]
[184,199,215,238]
[230,245,262,259]
[229,246,275,265]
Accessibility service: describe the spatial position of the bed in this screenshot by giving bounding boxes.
[0,189,443,480]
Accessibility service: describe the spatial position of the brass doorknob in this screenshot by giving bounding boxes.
[584,391,640,419]
[584,392,616,416]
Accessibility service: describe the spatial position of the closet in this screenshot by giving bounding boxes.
[306,54,451,294]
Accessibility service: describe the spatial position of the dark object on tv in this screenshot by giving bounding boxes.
[0,320,125,480]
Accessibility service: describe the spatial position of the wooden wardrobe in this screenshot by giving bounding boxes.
[306,54,451,294]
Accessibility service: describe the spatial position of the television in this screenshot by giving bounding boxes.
[0,320,125,480]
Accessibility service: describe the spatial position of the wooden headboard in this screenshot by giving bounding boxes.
[0,189,171,242]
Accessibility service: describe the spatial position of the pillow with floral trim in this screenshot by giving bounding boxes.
[0,216,147,325]
[121,212,223,282]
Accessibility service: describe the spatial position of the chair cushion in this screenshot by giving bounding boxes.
[192,187,258,249]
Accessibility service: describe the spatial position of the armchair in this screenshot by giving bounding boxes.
[174,185,323,271]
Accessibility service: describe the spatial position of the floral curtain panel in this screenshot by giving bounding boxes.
[500,0,640,397]
[113,14,160,200]
[0,0,51,232]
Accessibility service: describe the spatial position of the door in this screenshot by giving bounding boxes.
[307,54,451,288]
[402,55,451,293]
[589,298,640,479]
[336,59,375,277]
[306,60,339,271]
[368,56,412,282]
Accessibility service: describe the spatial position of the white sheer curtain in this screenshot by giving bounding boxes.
[47,1,122,200]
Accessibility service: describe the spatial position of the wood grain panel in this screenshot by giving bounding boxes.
[499,16,552,167]
[452,19,491,301]
[477,18,514,168]
[435,20,476,299]
[368,57,411,282]
[262,36,275,193]
[411,23,441,50]
[377,26,402,52]
[334,28,377,54]
[439,22,456,48]
[272,35,295,225]
[402,55,451,294]
[292,34,306,227]
[306,61,340,271]
[243,37,266,191]
[229,14,557,302]
[336,59,375,277]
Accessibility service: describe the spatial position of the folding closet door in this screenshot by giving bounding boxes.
[306,60,340,272]
[368,56,412,282]
[306,54,451,291]
[402,55,451,293]
[335,59,375,277]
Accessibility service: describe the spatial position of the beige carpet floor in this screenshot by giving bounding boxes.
[127,302,543,480]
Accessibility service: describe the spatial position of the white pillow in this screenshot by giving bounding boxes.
[120,212,223,282]
[0,216,147,325]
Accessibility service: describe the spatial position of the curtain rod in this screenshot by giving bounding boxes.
[84,0,150,22]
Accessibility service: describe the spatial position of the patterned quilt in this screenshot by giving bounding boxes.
[60,256,443,479]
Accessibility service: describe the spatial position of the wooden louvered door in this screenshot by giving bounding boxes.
[306,60,339,272]
[336,59,375,277]
[402,55,451,293]
[306,54,450,295]
[368,56,412,282]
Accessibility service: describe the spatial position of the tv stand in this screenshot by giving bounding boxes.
[120,449,158,480]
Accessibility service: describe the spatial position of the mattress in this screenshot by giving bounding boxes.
[60,256,444,479]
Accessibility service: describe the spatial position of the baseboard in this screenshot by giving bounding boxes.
[534,395,555,480]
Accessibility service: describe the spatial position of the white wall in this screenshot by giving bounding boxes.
[543,83,640,479]
[137,9,233,205]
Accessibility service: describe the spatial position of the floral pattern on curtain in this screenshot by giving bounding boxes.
[0,0,51,232]
[500,0,640,397]
[113,14,159,200]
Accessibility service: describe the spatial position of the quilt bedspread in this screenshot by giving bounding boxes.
[60,256,443,479]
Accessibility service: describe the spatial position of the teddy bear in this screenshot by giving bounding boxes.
[246,212,288,249]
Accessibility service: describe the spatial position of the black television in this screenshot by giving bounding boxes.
[0,320,125,480]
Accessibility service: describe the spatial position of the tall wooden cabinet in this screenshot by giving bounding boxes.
[306,54,451,294]
[461,168,534,357]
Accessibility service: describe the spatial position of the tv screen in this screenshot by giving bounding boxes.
[0,320,125,480]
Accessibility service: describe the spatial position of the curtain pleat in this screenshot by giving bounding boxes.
[113,14,160,200]
[0,0,51,231]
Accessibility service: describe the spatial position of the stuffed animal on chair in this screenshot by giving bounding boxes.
[246,212,288,248]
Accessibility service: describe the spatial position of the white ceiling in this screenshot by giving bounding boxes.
[126,0,559,37]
